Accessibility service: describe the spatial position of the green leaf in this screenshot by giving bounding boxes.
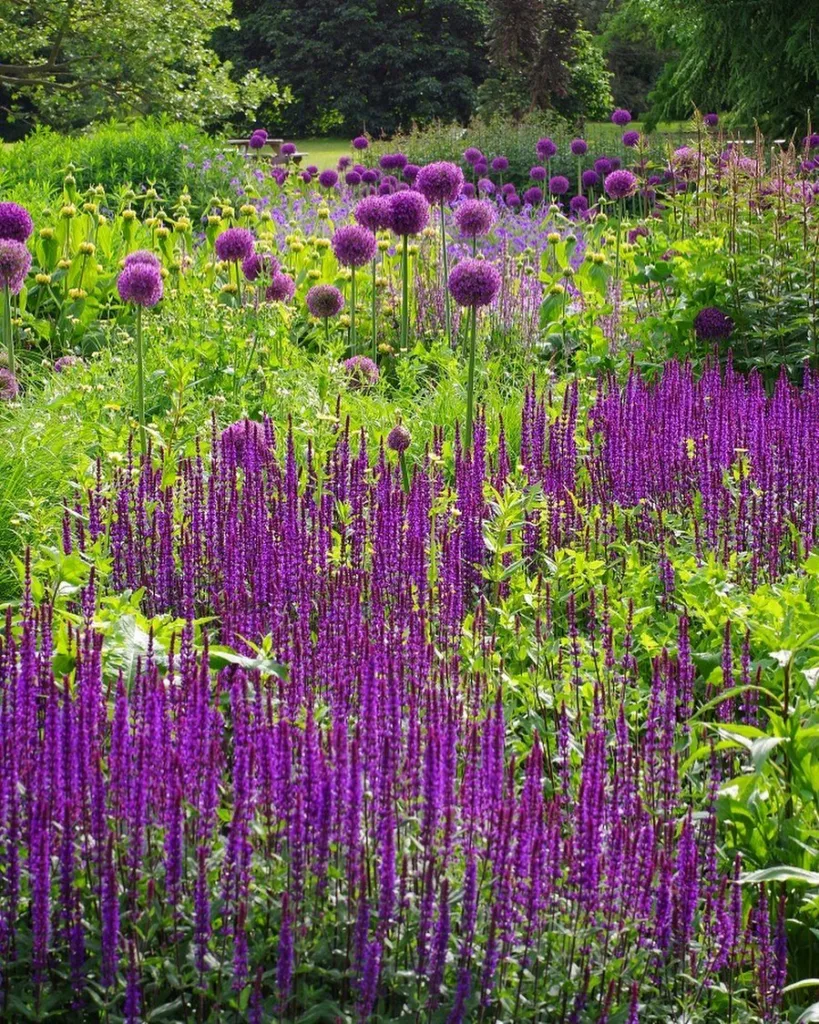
[739,866,819,886]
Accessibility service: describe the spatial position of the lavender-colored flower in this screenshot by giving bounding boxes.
[448,258,501,308]
[507,193,521,208]
[280,142,297,156]
[242,251,278,282]
[530,165,547,182]
[474,159,489,175]
[215,227,255,263]
[611,108,632,126]
[604,170,638,199]
[537,137,557,159]
[0,202,33,242]
[124,249,161,269]
[353,135,369,150]
[454,199,496,238]
[117,262,163,307]
[307,284,345,318]
[704,113,719,128]
[491,156,509,173]
[0,367,19,400]
[523,186,544,206]
[0,238,32,293]
[464,147,483,166]
[549,175,570,195]
[354,195,392,233]
[570,138,588,156]
[622,130,641,148]
[582,169,600,190]
[628,225,649,244]
[343,355,379,387]
[54,355,82,373]
[693,306,734,340]
[416,161,464,204]
[318,169,339,189]
[332,225,377,268]
[389,190,430,235]
[387,424,411,452]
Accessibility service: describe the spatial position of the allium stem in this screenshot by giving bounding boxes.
[401,234,409,350]
[465,305,477,450]
[440,200,452,348]
[2,282,13,375]
[135,304,146,454]
[371,256,378,360]
[351,266,357,354]
[399,451,410,494]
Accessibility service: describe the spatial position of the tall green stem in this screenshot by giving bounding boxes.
[440,200,451,347]
[371,256,378,360]
[3,283,13,376]
[400,235,409,350]
[350,267,357,354]
[135,304,147,455]
[465,305,477,450]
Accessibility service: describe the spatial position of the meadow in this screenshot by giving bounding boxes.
[0,114,818,1023]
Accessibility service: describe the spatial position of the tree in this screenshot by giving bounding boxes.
[215,0,489,137]
[0,0,284,133]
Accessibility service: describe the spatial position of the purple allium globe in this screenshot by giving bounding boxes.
[581,169,600,190]
[461,182,476,199]
[549,175,570,196]
[694,306,734,340]
[307,284,345,319]
[463,147,483,166]
[523,186,544,206]
[803,133,819,150]
[300,171,313,184]
[117,262,163,307]
[361,169,378,185]
[622,130,641,148]
[402,164,420,184]
[490,156,509,173]
[570,139,588,156]
[242,251,278,282]
[54,355,82,373]
[501,183,516,196]
[389,190,430,236]
[352,135,369,150]
[249,132,267,151]
[611,108,632,126]
[0,238,32,294]
[478,178,495,195]
[271,168,287,186]
[221,419,268,468]
[454,199,496,238]
[0,202,33,243]
[0,367,19,401]
[337,156,352,171]
[306,165,319,175]
[594,158,612,176]
[280,142,297,157]
[569,194,589,215]
[474,159,489,175]
[318,169,339,189]
[387,423,411,453]
[704,113,719,128]
[627,225,649,244]
[354,195,392,232]
[609,157,622,170]
[536,137,557,160]
[215,227,255,263]
[530,165,547,182]
[265,272,296,303]
[124,249,161,269]
[415,161,464,205]
[332,225,377,268]
[346,171,362,186]
[448,258,502,308]
[343,355,379,388]
[604,169,638,200]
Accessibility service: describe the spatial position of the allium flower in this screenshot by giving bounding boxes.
[491,156,509,172]
[570,139,588,156]
[415,161,464,204]
[501,183,516,196]
[609,156,622,170]
[0,202,33,242]
[343,355,379,387]
[569,194,589,215]
[307,284,345,318]
[694,306,734,340]
[448,258,501,308]
[387,424,411,453]
[670,146,701,180]
[242,252,278,282]
[461,182,476,198]
[249,132,267,151]
[215,228,255,263]
[355,195,392,232]
[454,199,496,238]
[474,159,489,175]
[380,153,408,171]
[803,133,819,150]
[549,175,570,195]
[622,130,641,148]
[353,136,369,150]
[581,169,600,189]
[318,169,339,189]
[478,178,495,195]
[537,137,557,159]
[403,164,420,184]
[530,165,547,182]
[271,168,288,186]
[265,272,296,303]
[124,249,161,269]
[628,225,649,244]
[604,169,638,199]
[346,171,362,186]
[332,225,377,267]
[54,355,82,373]
[0,367,19,401]
[361,169,378,185]
[464,147,483,166]
[0,238,32,293]
[300,171,313,184]
[280,142,297,156]
[594,158,612,176]
[117,262,163,307]
[507,194,521,208]
[337,156,352,171]
[611,108,632,126]
[523,186,544,206]
[306,165,319,175]
[221,419,268,465]
[704,113,719,128]
[389,190,430,235]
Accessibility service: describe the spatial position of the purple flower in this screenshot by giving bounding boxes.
[704,113,719,128]
[389,190,430,235]
[215,227,255,263]
[491,156,509,172]
[354,195,392,233]
[569,194,589,215]
[280,142,297,156]
[581,169,600,190]
[124,249,161,269]
[622,130,641,148]
[332,225,377,268]
[530,165,547,182]
[300,171,313,184]
[549,175,570,195]
[461,182,476,198]
[693,306,734,340]
[337,155,352,171]
[628,224,649,244]
[387,424,411,453]
[611,108,632,126]
[448,258,501,308]
[307,284,345,318]
[507,193,521,208]
[343,355,379,387]
[0,367,19,400]
[242,252,278,282]
[249,132,266,151]
[454,199,496,238]
[537,137,557,159]
[523,186,543,206]
[594,158,612,176]
[346,170,362,186]
[0,238,32,293]
[54,355,82,373]
[0,202,33,242]
[353,135,369,150]
[415,161,464,205]
[464,147,483,166]
[265,273,295,303]
[604,169,638,199]
[318,169,339,189]
[570,139,588,156]
[117,262,163,307]
[380,153,408,171]
[478,178,495,195]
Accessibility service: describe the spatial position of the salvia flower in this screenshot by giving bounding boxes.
[389,191,430,236]
[215,228,255,263]
[307,284,345,319]
[570,138,588,156]
[343,355,379,387]
[611,108,632,125]
[332,225,377,268]
[448,258,501,308]
[116,262,163,307]
[454,199,496,238]
[0,367,19,401]
[0,238,32,294]
[693,306,734,340]
[415,162,464,205]
[0,202,33,242]
[353,135,369,150]
[604,170,639,200]
[549,175,570,196]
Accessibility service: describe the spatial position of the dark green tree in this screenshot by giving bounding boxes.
[214,0,489,137]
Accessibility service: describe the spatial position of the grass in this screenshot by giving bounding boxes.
[292,136,350,168]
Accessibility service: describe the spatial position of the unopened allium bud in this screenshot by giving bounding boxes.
[387,424,411,453]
